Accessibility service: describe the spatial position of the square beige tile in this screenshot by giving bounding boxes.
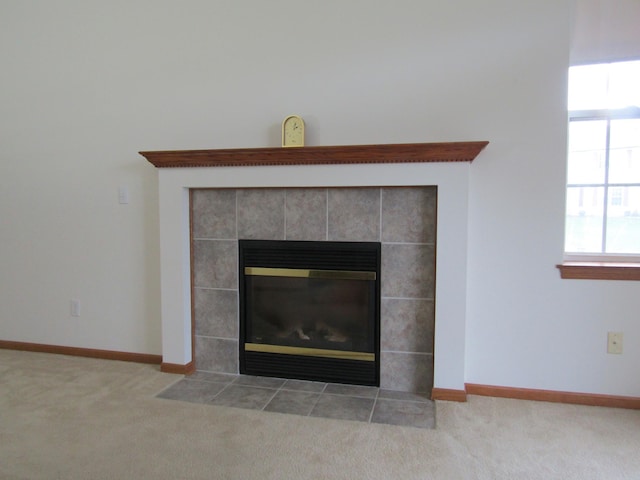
[192,240,237,289]
[380,351,433,393]
[237,189,285,240]
[194,336,238,374]
[381,298,434,353]
[381,187,436,243]
[194,288,238,338]
[381,243,435,299]
[328,188,380,241]
[285,188,327,241]
[191,189,237,239]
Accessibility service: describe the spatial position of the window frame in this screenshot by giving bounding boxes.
[564,105,640,261]
[559,63,640,280]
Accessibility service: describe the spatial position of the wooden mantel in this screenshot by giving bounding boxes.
[140,141,489,168]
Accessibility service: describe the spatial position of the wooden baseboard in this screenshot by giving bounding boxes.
[7,339,635,408]
[465,383,640,410]
[161,360,195,375]
[431,387,467,402]
[0,340,162,365]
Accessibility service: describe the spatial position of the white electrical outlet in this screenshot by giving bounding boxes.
[70,299,81,317]
[607,332,623,354]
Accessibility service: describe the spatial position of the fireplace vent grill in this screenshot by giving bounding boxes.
[240,240,379,272]
[244,352,376,386]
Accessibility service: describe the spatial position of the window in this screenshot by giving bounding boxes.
[565,60,640,259]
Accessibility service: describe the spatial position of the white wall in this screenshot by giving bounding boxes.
[1,1,637,397]
[571,0,640,64]
[464,0,640,397]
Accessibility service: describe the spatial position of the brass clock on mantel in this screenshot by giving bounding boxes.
[282,115,305,147]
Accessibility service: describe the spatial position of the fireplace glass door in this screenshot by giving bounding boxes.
[239,240,380,386]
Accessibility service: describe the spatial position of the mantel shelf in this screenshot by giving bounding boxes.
[140,141,489,168]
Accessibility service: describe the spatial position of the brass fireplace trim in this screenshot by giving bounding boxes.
[244,343,375,362]
[244,267,376,281]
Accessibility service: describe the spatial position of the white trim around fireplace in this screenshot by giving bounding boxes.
[157,161,470,393]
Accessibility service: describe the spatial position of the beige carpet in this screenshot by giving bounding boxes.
[1,349,639,479]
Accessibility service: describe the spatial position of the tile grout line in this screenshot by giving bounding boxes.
[194,334,240,340]
[380,350,434,356]
[368,387,381,424]
[381,295,435,301]
[260,386,281,411]
[307,382,329,417]
[192,286,238,292]
[192,237,237,242]
[208,377,236,400]
[379,187,383,241]
[380,241,436,246]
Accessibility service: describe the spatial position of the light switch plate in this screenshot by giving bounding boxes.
[70,299,81,317]
[118,186,129,204]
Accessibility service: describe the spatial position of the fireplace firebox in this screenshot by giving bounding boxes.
[239,239,381,386]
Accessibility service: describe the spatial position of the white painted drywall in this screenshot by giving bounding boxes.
[571,0,640,64]
[0,1,638,396]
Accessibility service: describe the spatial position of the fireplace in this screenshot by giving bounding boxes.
[239,239,381,386]
[141,141,489,399]
[188,186,437,392]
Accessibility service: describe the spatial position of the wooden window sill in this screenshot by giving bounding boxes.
[556,262,640,281]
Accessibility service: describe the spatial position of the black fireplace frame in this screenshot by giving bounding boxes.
[238,239,381,386]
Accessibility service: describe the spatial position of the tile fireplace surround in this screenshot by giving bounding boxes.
[141,141,488,399]
[192,186,435,392]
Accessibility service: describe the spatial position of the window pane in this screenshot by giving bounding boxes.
[609,119,640,184]
[565,186,604,252]
[566,60,640,257]
[567,120,607,184]
[608,60,640,109]
[568,63,608,110]
[569,60,640,110]
[605,187,640,254]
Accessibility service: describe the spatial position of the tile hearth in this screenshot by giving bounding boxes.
[157,372,435,429]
